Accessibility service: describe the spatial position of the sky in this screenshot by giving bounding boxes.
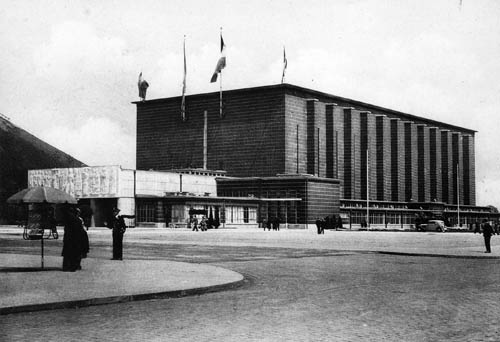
[1,0,500,206]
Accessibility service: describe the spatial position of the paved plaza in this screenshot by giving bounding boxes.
[1,227,499,341]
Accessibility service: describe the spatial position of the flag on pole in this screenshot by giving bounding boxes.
[281,46,287,84]
[181,37,187,121]
[210,34,226,83]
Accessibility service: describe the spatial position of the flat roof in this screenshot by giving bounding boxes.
[134,83,476,134]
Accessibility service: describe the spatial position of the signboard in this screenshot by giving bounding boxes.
[28,166,120,198]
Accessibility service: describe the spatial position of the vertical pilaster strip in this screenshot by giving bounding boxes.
[368,114,377,201]
[360,112,369,200]
[397,120,406,202]
[325,104,335,178]
[375,115,391,201]
[417,125,430,202]
[351,109,361,199]
[315,101,326,178]
[463,134,476,205]
[429,127,442,201]
[404,122,418,202]
[411,123,419,202]
[333,106,344,196]
[451,132,463,205]
[343,107,353,199]
[382,116,392,201]
[390,119,399,201]
[441,130,452,204]
[306,99,317,175]
[462,135,471,205]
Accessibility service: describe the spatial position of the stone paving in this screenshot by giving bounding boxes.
[0,227,499,341]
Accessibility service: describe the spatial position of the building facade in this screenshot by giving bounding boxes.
[135,83,489,229]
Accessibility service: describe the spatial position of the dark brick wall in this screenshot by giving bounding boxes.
[429,128,442,202]
[451,132,464,205]
[136,84,476,207]
[404,122,418,202]
[137,88,285,177]
[351,109,361,199]
[325,104,335,178]
[306,100,316,175]
[333,106,344,195]
[417,125,430,202]
[343,108,353,198]
[216,176,340,224]
[390,119,399,201]
[462,135,476,205]
[306,179,340,222]
[285,95,307,174]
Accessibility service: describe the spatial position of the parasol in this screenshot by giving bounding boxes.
[7,186,77,269]
[7,186,77,204]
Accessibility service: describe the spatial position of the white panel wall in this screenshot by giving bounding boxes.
[135,171,217,196]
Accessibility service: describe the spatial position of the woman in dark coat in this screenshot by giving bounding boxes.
[61,206,88,272]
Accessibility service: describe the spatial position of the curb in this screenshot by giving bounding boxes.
[377,251,500,259]
[0,277,246,315]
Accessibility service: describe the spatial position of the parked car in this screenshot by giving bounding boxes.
[418,220,447,232]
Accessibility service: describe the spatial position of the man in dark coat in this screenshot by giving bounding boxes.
[482,219,494,253]
[61,206,88,272]
[315,218,323,235]
[106,207,134,260]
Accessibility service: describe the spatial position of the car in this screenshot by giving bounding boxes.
[418,220,447,232]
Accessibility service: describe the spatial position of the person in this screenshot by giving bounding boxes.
[266,218,272,231]
[106,207,133,260]
[200,216,208,231]
[272,217,280,231]
[61,206,88,271]
[482,219,494,253]
[315,218,322,235]
[192,216,199,231]
[474,221,481,234]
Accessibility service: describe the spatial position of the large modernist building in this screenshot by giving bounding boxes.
[135,83,494,229]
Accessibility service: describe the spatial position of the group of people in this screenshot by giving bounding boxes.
[263,217,281,231]
[61,206,133,271]
[188,214,220,231]
[315,215,344,235]
[190,216,208,231]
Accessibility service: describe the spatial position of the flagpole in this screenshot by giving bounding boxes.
[181,35,187,121]
[220,68,223,117]
[219,27,223,118]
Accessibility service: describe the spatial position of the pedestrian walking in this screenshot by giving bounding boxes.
[316,218,323,235]
[61,206,88,272]
[481,219,494,253]
[192,216,199,231]
[200,216,208,231]
[106,207,134,260]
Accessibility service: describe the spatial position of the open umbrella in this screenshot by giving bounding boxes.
[7,186,77,269]
[7,186,77,204]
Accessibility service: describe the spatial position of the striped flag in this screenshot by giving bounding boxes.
[281,46,287,84]
[210,34,226,83]
[181,37,187,121]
